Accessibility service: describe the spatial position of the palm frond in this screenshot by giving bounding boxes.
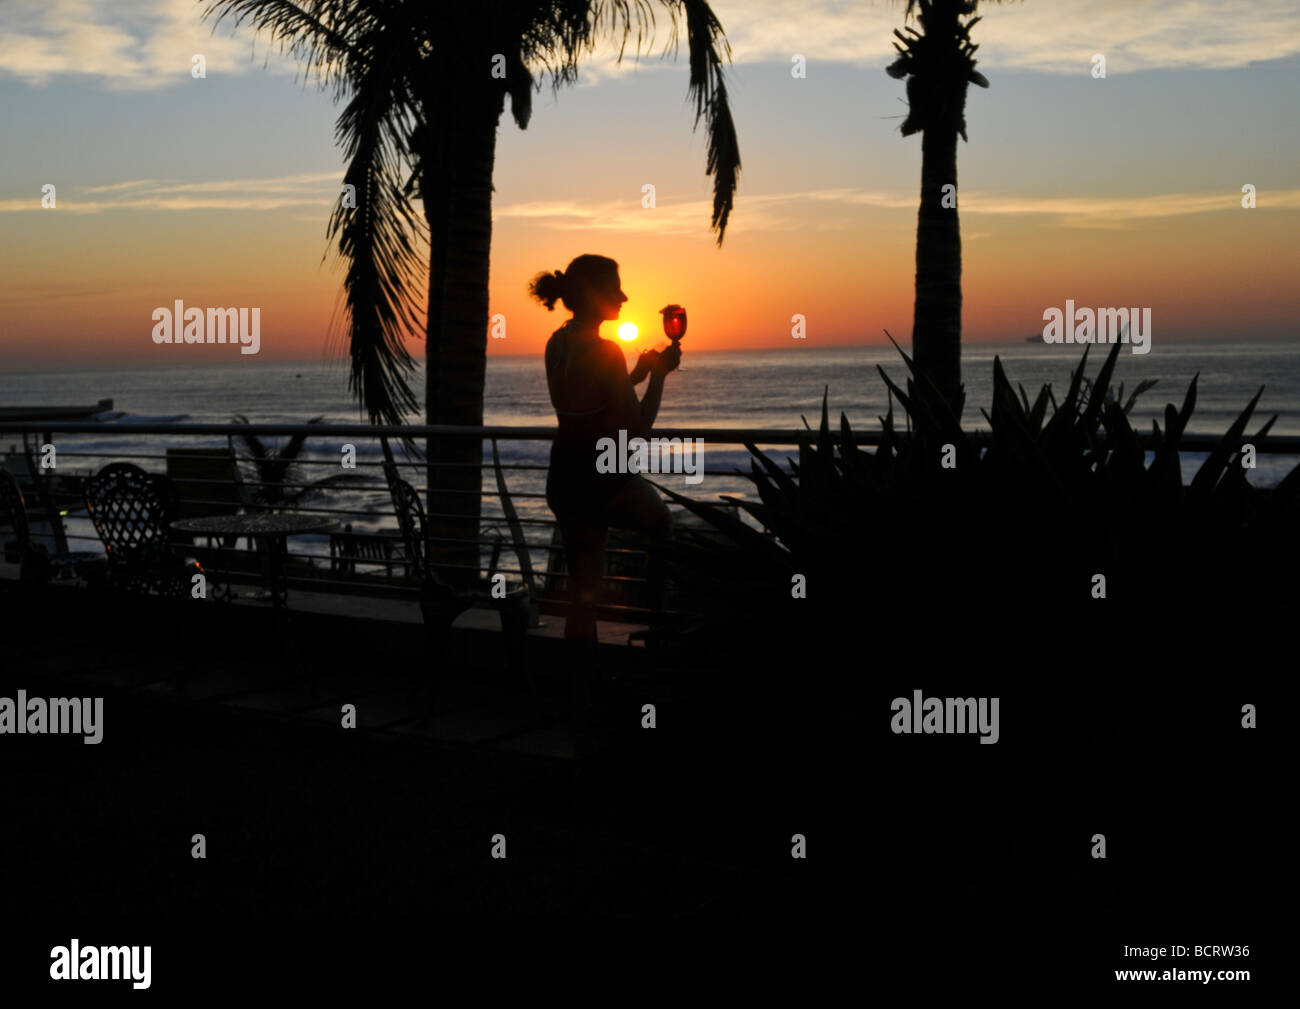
[278,415,324,464]
[209,0,423,428]
[325,32,425,428]
[591,1,658,65]
[203,0,364,94]
[531,1,739,243]
[231,414,268,460]
[600,0,741,243]
[675,0,741,243]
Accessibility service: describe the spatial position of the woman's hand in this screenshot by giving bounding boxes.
[651,342,681,378]
[629,350,658,384]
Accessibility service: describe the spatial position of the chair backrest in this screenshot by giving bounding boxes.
[383,462,432,585]
[84,462,175,560]
[0,468,33,554]
[165,447,243,520]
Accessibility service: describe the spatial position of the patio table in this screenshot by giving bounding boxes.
[171,513,336,614]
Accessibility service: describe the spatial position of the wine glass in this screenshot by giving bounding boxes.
[659,304,686,372]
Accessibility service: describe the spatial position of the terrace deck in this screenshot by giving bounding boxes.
[1,565,838,934]
[0,562,654,759]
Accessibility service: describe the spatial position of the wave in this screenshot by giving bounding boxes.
[107,413,193,424]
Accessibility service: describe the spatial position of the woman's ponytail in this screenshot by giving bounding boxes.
[528,269,568,311]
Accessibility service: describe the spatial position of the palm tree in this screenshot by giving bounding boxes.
[205,0,741,586]
[887,0,1001,415]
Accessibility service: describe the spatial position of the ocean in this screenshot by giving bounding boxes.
[4,341,1298,567]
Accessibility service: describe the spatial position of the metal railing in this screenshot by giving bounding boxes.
[1,420,790,622]
[14,419,1300,450]
[4,420,1299,623]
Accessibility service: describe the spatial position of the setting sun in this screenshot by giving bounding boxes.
[617,322,638,342]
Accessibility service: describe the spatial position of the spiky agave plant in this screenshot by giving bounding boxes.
[658,340,1300,673]
[231,414,324,510]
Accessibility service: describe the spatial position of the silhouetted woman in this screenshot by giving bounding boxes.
[531,254,679,680]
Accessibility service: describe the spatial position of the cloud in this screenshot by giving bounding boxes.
[577,0,1300,83]
[0,171,341,213]
[3,0,1297,90]
[0,281,112,305]
[929,188,1300,227]
[0,0,292,89]
[80,178,166,194]
[719,0,1300,74]
[4,171,1295,230]
[494,189,814,236]
[495,185,1300,233]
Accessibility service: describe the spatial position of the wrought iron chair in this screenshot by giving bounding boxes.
[0,468,99,584]
[83,462,189,596]
[382,462,533,709]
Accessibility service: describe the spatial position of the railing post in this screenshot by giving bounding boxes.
[25,430,70,554]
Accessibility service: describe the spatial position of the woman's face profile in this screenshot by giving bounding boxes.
[584,270,627,322]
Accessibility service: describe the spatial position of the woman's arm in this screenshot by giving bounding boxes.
[597,343,649,438]
[604,342,678,436]
[638,343,681,429]
[628,349,659,385]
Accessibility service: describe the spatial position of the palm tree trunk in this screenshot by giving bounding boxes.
[423,87,504,589]
[912,123,963,413]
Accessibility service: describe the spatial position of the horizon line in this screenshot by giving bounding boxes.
[4,333,1300,375]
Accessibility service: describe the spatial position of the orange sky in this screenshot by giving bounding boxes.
[3,2,1299,370]
[2,196,1295,369]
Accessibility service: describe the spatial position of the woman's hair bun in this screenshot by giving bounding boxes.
[528,269,568,311]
